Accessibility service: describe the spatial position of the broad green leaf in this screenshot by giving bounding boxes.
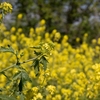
[0,95,16,100]
[21,71,31,82]
[40,56,48,70]
[17,71,31,92]
[33,59,39,68]
[32,59,40,76]
[12,71,21,80]
[0,46,15,54]
[18,77,23,92]
[35,65,40,76]
[19,93,25,100]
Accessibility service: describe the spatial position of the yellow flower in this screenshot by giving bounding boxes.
[36,93,43,99]
[52,29,57,34]
[0,23,6,30]
[39,19,46,25]
[54,32,61,41]
[46,85,56,95]
[29,70,36,78]
[26,82,32,89]
[0,14,3,20]
[84,33,88,37]
[97,38,100,45]
[63,35,68,41]
[61,88,72,96]
[17,13,23,20]
[86,91,94,99]
[30,27,34,32]
[45,32,50,38]
[35,27,41,34]
[46,94,52,100]
[32,87,39,93]
[17,28,23,33]
[0,2,12,14]
[81,43,88,50]
[0,74,6,82]
[11,35,16,42]
[92,39,96,44]
[62,35,68,43]
[43,43,49,50]
[76,37,80,42]
[54,94,61,100]
[10,27,16,33]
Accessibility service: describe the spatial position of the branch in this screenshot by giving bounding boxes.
[20,55,41,64]
[0,55,41,73]
[0,64,16,73]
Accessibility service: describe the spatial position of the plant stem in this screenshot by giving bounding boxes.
[0,55,41,73]
[20,55,41,64]
[0,64,16,73]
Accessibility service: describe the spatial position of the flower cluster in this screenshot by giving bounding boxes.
[0,2,12,23]
[0,2,12,14]
[0,19,100,100]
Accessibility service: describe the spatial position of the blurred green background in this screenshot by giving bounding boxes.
[1,0,100,45]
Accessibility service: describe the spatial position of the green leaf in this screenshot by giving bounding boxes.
[21,71,31,82]
[0,95,16,100]
[0,46,15,54]
[18,77,23,92]
[17,71,31,92]
[32,59,40,76]
[18,71,31,92]
[19,93,25,100]
[12,71,21,80]
[35,65,40,76]
[40,56,48,70]
[34,50,41,55]
[33,59,39,68]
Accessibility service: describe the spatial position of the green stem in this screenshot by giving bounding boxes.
[0,64,16,73]
[0,55,41,73]
[20,55,41,64]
